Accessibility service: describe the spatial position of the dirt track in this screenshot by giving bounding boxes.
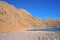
[0,31,60,40]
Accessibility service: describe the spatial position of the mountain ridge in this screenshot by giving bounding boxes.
[0,1,60,32]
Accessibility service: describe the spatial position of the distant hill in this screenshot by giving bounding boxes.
[44,19,60,28]
[0,1,60,32]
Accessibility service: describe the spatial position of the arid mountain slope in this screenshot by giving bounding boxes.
[0,2,60,32]
[0,2,47,32]
[44,19,60,28]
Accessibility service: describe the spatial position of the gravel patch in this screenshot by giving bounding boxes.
[0,31,60,40]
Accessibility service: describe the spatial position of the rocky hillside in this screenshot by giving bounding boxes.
[0,1,60,32]
[44,19,60,28]
[0,1,47,32]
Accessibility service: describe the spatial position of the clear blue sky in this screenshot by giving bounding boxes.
[2,0,60,19]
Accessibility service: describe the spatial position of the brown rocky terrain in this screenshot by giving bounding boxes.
[44,19,60,28]
[0,1,60,32]
[0,1,47,32]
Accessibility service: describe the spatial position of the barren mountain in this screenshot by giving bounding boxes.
[44,19,60,28]
[0,1,60,32]
[0,1,47,32]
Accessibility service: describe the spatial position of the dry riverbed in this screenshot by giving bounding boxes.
[0,31,60,40]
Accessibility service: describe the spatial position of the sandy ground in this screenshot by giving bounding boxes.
[0,31,60,40]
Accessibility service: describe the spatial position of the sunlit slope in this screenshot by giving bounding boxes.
[0,2,47,32]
